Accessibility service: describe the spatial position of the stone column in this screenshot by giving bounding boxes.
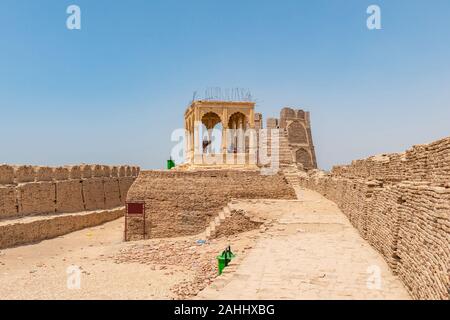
[249,109,255,128]
[221,124,228,163]
[184,120,190,163]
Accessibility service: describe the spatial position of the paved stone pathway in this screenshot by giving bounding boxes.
[197,188,410,300]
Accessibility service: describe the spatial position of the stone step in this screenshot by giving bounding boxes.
[223,206,232,217]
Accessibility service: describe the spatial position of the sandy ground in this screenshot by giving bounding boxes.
[0,218,257,300]
[0,187,411,300]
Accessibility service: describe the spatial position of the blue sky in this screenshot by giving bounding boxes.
[0,0,449,170]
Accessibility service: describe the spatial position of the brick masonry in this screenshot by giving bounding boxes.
[125,170,296,240]
[264,107,318,170]
[0,208,123,250]
[299,137,450,300]
[0,164,140,220]
[0,164,140,249]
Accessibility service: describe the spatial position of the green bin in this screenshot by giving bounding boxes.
[217,255,227,275]
[217,246,236,275]
[167,159,175,170]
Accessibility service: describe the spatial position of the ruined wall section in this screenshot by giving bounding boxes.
[126,170,296,240]
[0,164,140,220]
[0,208,123,249]
[299,137,450,300]
[265,108,317,170]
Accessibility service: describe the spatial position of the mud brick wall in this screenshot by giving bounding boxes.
[104,178,122,208]
[395,183,449,300]
[0,208,123,249]
[126,170,296,240]
[0,164,140,220]
[0,186,16,219]
[331,138,450,185]
[18,182,56,216]
[82,178,106,211]
[56,180,84,213]
[299,136,450,300]
[276,107,318,169]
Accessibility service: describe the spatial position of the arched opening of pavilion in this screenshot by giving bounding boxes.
[200,112,223,154]
[227,112,248,153]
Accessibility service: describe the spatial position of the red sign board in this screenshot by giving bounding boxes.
[125,201,146,241]
[127,202,145,215]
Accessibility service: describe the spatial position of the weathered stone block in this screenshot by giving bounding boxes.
[111,166,119,177]
[104,178,122,208]
[53,167,69,180]
[119,177,135,205]
[0,165,14,185]
[55,180,84,213]
[69,166,81,179]
[125,166,132,177]
[81,165,92,179]
[118,166,126,177]
[14,165,35,183]
[102,166,111,178]
[82,178,105,210]
[35,166,54,181]
[0,186,17,219]
[92,164,103,177]
[266,118,278,129]
[18,182,55,216]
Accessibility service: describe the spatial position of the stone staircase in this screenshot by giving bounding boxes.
[203,205,232,239]
[282,165,306,199]
[282,166,301,187]
[264,129,294,167]
[201,202,264,240]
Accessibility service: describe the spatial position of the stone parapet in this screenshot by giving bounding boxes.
[0,164,140,220]
[299,136,450,300]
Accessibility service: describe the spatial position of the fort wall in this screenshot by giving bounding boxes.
[299,137,450,300]
[0,164,139,220]
[0,164,139,249]
[125,170,296,240]
[0,208,123,249]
